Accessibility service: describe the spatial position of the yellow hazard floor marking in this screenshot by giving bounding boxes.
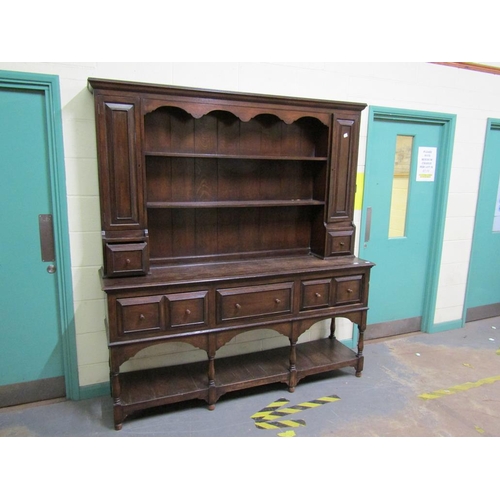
[418,375,500,400]
[254,419,306,430]
[278,430,297,437]
[251,395,341,435]
[250,398,290,420]
[252,396,340,422]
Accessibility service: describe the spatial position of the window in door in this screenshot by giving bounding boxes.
[388,135,413,238]
[493,176,500,232]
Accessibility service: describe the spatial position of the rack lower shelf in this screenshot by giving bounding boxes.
[113,337,360,428]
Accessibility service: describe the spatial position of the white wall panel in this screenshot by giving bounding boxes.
[1,61,498,385]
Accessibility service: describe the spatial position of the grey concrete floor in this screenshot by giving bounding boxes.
[1,316,499,438]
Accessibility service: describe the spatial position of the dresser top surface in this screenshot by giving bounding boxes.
[101,255,374,291]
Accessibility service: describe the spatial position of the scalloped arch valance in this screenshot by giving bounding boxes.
[144,100,331,126]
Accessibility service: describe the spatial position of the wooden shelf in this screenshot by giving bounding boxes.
[295,336,359,375]
[119,359,209,410]
[117,338,358,415]
[216,337,358,393]
[147,199,326,209]
[144,151,328,161]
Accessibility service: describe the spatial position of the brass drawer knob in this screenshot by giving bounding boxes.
[275,298,281,304]
[185,309,191,316]
[235,303,241,310]
[139,314,145,320]
[347,288,353,293]
[315,292,321,298]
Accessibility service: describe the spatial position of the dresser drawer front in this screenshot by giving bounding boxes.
[301,279,331,310]
[117,296,164,335]
[166,292,208,328]
[217,283,293,322]
[105,242,148,277]
[326,230,353,256]
[115,291,209,338]
[333,275,363,305]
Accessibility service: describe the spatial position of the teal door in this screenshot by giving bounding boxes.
[360,108,454,336]
[466,119,500,321]
[0,84,66,405]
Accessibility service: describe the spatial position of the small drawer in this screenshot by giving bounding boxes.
[333,275,363,305]
[301,279,331,310]
[105,242,148,277]
[166,291,208,328]
[326,230,353,256]
[217,283,293,322]
[117,296,164,335]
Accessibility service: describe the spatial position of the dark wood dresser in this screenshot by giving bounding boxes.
[88,78,374,430]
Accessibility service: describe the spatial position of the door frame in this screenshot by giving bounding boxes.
[360,106,456,333]
[0,70,79,399]
[464,118,500,321]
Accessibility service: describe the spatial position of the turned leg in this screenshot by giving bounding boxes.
[109,352,125,430]
[207,354,216,410]
[288,339,297,392]
[355,324,365,377]
[329,318,336,339]
[110,369,124,430]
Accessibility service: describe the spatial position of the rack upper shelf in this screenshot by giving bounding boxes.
[144,152,328,161]
[146,199,326,209]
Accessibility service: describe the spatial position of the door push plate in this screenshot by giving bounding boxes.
[38,214,56,262]
[364,207,372,245]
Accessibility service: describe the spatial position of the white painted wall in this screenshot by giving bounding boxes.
[1,62,499,388]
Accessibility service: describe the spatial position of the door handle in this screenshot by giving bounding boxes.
[364,207,372,246]
[38,214,56,262]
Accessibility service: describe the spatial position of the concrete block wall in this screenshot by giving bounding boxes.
[1,61,499,389]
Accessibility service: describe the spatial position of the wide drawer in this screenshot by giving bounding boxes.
[116,291,208,337]
[217,282,293,322]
